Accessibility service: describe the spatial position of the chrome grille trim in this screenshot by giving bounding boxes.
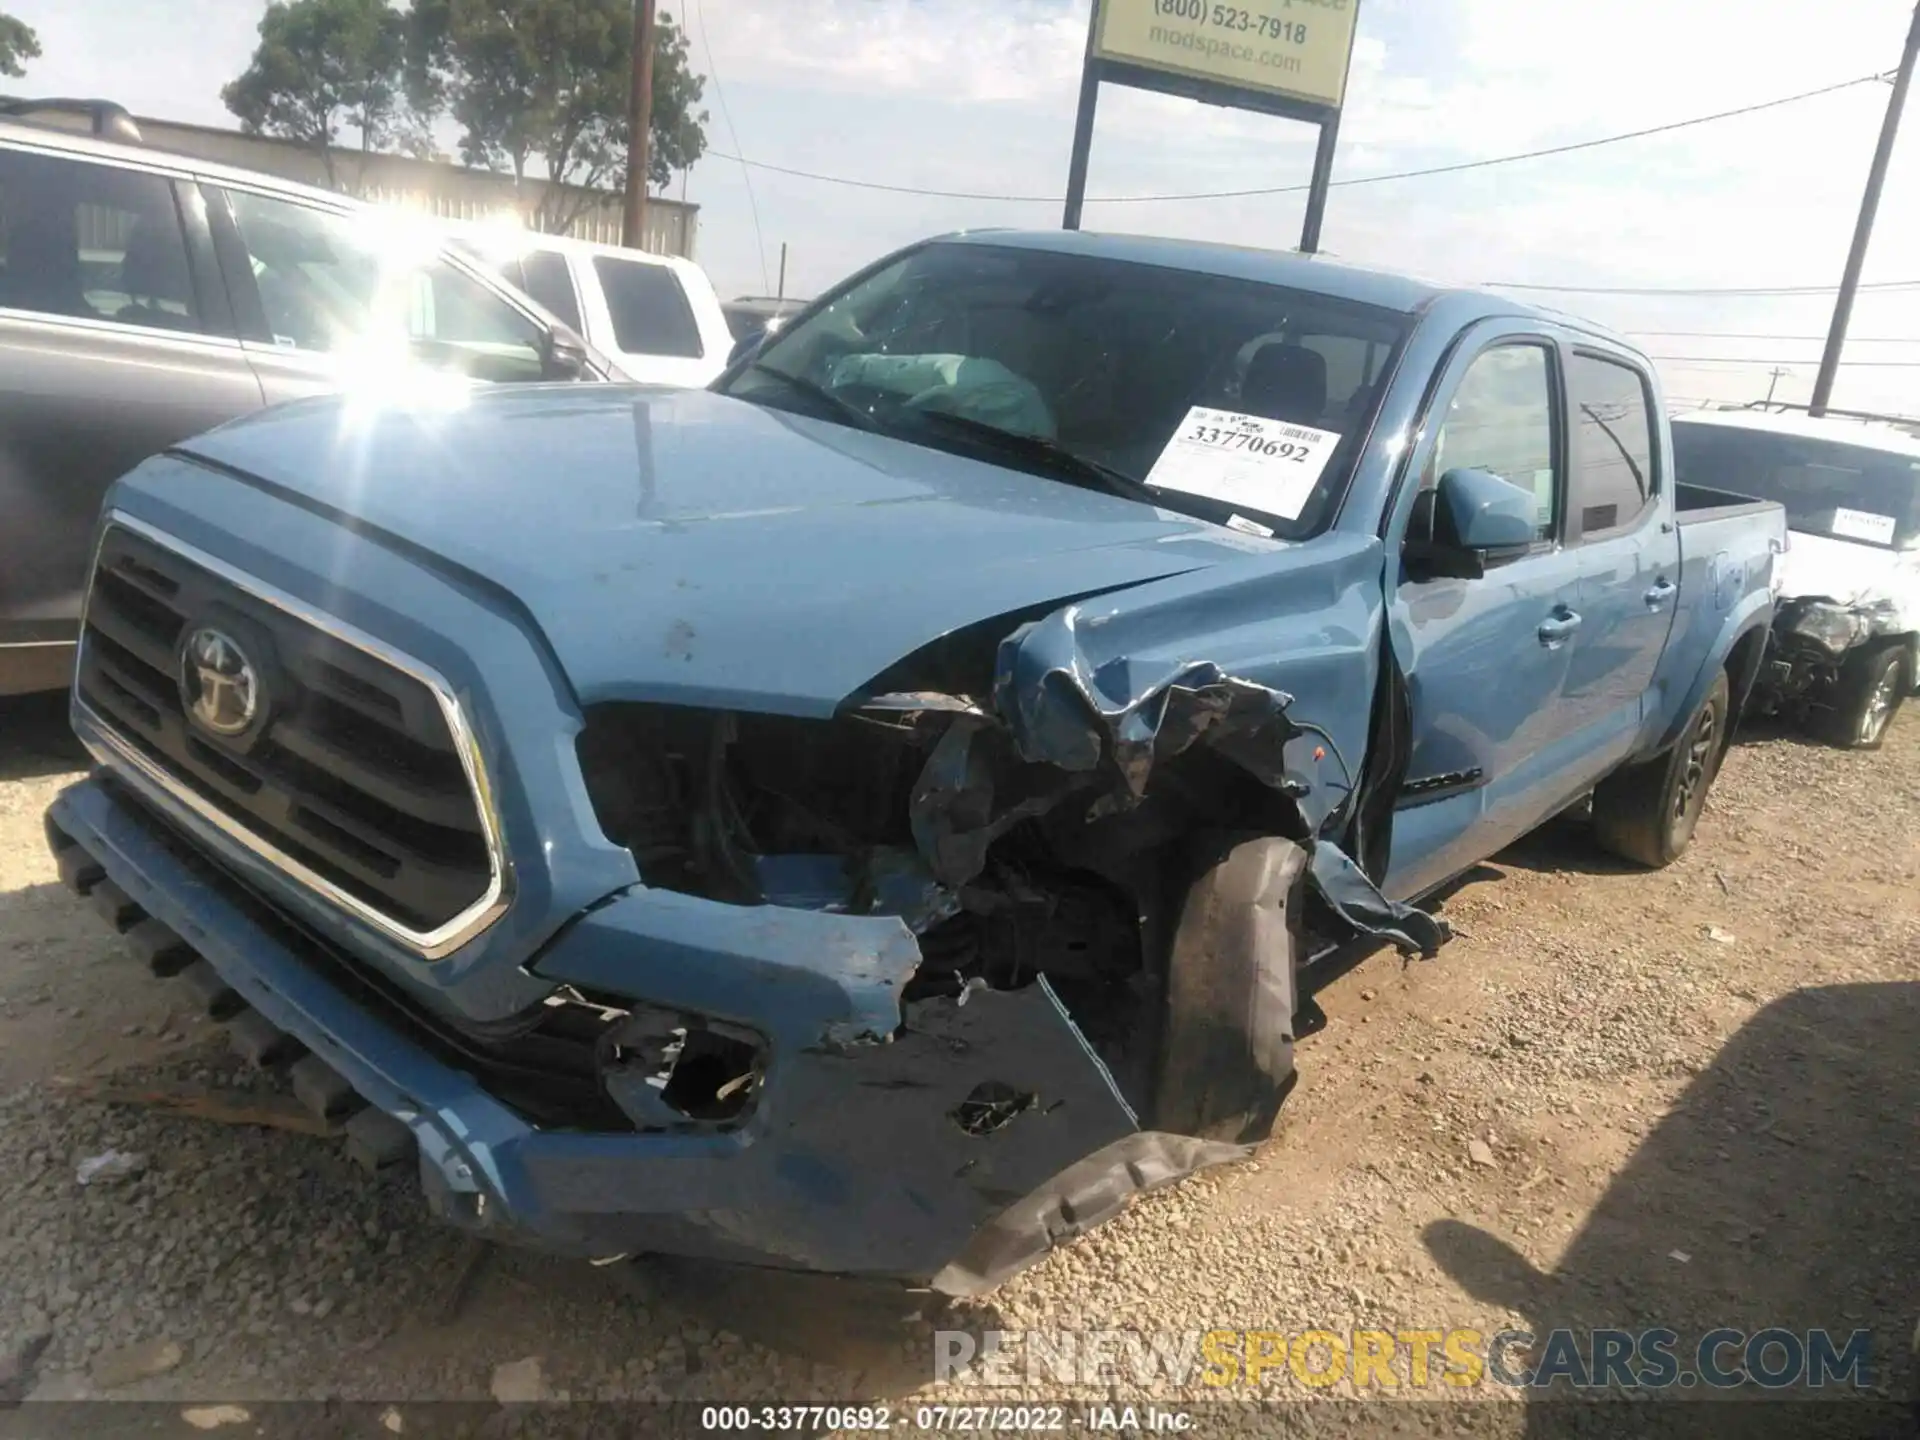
[74,510,512,960]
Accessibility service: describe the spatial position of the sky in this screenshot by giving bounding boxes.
[13,0,1920,414]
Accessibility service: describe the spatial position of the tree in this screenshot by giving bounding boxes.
[0,11,41,78]
[221,0,412,191]
[644,13,706,191]
[416,0,707,234]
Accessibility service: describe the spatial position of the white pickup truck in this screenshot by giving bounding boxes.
[453,227,734,389]
[1673,408,1919,748]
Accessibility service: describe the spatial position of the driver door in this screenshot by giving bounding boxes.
[1384,323,1593,900]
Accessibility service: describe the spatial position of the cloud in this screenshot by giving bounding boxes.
[688,0,1087,105]
[11,0,1920,411]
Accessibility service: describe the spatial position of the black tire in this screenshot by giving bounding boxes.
[1817,641,1909,751]
[1592,670,1730,869]
[1150,833,1307,1144]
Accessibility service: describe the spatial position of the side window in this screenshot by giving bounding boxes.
[592,255,703,358]
[520,249,584,333]
[1568,353,1657,537]
[1426,343,1559,543]
[219,188,546,382]
[0,149,200,334]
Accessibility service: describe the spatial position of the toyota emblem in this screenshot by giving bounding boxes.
[180,627,260,737]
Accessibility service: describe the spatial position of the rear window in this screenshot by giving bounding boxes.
[593,255,702,358]
[1673,420,1920,550]
[1567,352,1657,537]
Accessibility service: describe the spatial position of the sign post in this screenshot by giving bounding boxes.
[1062,0,1361,252]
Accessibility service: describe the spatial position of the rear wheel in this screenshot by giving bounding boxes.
[1592,670,1730,869]
[1818,641,1909,751]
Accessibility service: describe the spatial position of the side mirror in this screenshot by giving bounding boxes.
[1405,467,1539,580]
[539,323,590,381]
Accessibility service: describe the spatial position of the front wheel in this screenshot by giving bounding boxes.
[1818,641,1909,751]
[1592,670,1730,869]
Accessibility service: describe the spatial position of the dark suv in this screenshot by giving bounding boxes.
[0,101,614,696]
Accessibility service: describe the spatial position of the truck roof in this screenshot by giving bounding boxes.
[939,228,1630,343]
[1672,405,1920,460]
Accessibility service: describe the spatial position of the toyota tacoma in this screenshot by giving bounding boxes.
[44,230,1785,1294]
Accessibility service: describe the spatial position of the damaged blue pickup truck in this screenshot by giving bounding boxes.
[44,231,1786,1295]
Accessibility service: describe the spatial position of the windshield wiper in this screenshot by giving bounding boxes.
[903,409,1158,505]
[742,362,877,431]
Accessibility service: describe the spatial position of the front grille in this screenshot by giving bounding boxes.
[75,521,502,949]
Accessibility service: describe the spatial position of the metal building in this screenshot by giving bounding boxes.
[132,115,699,259]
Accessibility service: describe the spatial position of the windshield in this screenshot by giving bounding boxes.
[1672,418,1920,551]
[715,241,1413,537]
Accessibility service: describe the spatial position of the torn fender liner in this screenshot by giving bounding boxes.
[1307,839,1450,959]
[929,1133,1250,1297]
[1156,834,1306,1142]
[646,979,1148,1279]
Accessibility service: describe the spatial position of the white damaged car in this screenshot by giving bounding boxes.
[1674,408,1918,749]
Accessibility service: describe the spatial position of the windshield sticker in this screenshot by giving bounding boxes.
[1831,506,1897,544]
[1144,407,1341,520]
[1225,513,1276,538]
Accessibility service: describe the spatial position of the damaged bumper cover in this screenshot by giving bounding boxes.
[49,589,1447,1292]
[47,775,1248,1291]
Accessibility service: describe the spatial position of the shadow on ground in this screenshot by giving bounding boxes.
[0,692,87,784]
[1426,981,1920,1437]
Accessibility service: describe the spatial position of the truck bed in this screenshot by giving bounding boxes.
[1675,480,1780,525]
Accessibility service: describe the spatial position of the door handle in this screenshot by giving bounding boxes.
[1538,607,1582,648]
[1644,578,1678,610]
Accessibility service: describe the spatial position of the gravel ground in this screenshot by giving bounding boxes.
[1,687,1916,1435]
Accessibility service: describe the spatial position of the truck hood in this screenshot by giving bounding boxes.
[173,385,1270,714]
[1778,531,1919,626]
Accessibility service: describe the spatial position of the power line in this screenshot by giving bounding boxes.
[703,71,1883,206]
[692,0,770,294]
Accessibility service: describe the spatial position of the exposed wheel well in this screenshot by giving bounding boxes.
[1724,626,1769,728]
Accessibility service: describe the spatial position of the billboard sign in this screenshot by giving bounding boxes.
[1091,0,1361,111]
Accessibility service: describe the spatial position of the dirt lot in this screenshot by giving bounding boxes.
[1,686,1916,1434]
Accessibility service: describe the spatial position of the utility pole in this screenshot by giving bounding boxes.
[1812,0,1920,415]
[776,242,787,301]
[622,0,658,251]
[1061,1,1102,231]
[1765,366,1789,405]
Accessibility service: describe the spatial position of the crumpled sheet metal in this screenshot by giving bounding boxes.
[991,604,1301,795]
[906,605,1307,890]
[906,603,1450,958]
[929,1132,1252,1297]
[1307,838,1449,959]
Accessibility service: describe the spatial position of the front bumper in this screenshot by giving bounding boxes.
[46,775,1241,1292]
